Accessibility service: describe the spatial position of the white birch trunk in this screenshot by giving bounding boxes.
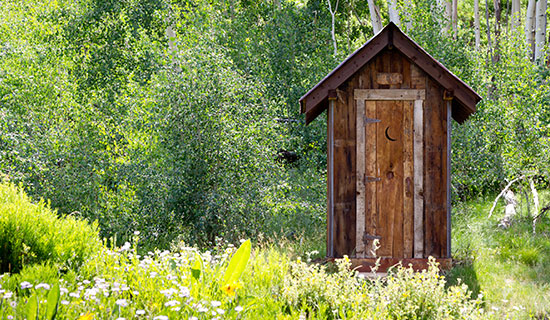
[388,0,401,26]
[535,0,547,61]
[327,0,339,57]
[475,0,481,49]
[437,0,452,33]
[368,0,383,34]
[403,0,413,31]
[526,0,536,58]
[452,0,458,38]
[511,0,521,32]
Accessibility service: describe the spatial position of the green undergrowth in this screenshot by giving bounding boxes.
[447,190,550,319]
[0,238,491,320]
[0,182,101,273]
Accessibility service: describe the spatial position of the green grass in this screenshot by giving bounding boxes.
[447,191,550,319]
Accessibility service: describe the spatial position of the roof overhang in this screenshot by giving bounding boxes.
[299,22,481,125]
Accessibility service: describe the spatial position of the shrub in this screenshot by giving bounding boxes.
[0,182,100,273]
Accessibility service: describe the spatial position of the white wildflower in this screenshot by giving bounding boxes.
[61,300,69,305]
[20,282,33,290]
[164,300,180,307]
[136,309,146,315]
[216,308,225,315]
[235,306,243,312]
[153,316,168,320]
[211,300,221,307]
[116,299,129,307]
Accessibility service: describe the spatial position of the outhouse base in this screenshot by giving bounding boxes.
[349,258,452,273]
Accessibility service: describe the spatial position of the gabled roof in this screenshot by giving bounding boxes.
[299,22,481,124]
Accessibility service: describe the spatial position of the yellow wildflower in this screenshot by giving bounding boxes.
[78,312,94,320]
[221,282,242,296]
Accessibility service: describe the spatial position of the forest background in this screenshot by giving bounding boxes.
[1,0,550,250]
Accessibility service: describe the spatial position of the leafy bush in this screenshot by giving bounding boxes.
[0,241,491,320]
[0,182,100,273]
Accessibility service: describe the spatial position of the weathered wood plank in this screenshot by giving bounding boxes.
[411,64,426,89]
[376,100,404,257]
[424,78,447,258]
[403,100,414,258]
[413,99,424,258]
[402,57,411,89]
[365,100,378,257]
[376,73,403,85]
[334,84,356,257]
[446,101,452,258]
[356,98,366,257]
[327,99,335,257]
[354,89,426,101]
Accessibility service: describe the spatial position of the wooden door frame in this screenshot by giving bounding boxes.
[354,89,425,259]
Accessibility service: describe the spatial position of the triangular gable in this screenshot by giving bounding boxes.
[299,22,481,124]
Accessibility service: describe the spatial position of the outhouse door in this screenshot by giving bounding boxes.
[355,89,426,259]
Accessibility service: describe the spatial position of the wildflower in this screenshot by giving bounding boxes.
[171,307,181,311]
[221,282,241,296]
[136,310,146,315]
[7,316,13,320]
[69,292,80,298]
[235,306,243,312]
[3,292,13,299]
[120,242,131,251]
[211,300,221,307]
[116,318,126,320]
[164,300,180,307]
[153,316,168,320]
[60,287,69,294]
[134,231,140,236]
[61,300,69,305]
[9,301,16,308]
[216,308,225,315]
[197,304,208,313]
[189,317,198,320]
[20,281,33,290]
[179,287,190,297]
[116,299,129,307]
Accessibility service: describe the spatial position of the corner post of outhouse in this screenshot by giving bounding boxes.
[444,90,453,258]
[327,89,337,258]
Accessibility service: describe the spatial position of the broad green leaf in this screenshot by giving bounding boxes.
[26,294,38,320]
[190,252,202,280]
[222,239,251,286]
[46,284,60,320]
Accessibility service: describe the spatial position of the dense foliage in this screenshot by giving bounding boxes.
[1,0,550,245]
[0,183,100,273]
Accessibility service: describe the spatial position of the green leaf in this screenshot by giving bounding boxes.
[46,284,60,320]
[26,294,38,320]
[222,239,251,286]
[190,252,202,280]
[112,303,120,317]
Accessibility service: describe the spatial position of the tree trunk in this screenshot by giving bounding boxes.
[452,0,458,38]
[388,0,401,26]
[403,0,413,30]
[493,0,501,63]
[535,0,547,61]
[327,0,339,57]
[475,0,481,49]
[368,0,383,34]
[511,0,521,32]
[526,0,537,59]
[438,0,452,33]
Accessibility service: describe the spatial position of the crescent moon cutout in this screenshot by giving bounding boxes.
[385,126,397,141]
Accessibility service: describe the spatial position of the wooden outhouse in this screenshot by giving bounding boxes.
[300,23,481,272]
